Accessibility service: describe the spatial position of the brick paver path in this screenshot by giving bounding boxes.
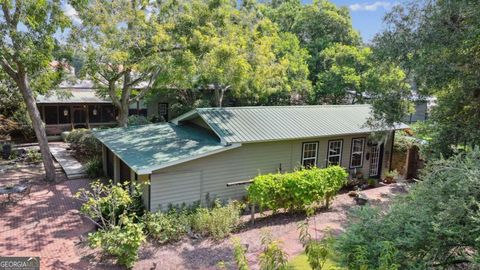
[0,179,95,269]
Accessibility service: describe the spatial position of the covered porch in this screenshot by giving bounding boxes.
[37,103,117,136]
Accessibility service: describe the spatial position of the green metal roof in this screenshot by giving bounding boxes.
[173,105,408,144]
[93,123,238,174]
[37,88,111,104]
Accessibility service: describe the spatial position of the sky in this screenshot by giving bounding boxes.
[304,0,396,43]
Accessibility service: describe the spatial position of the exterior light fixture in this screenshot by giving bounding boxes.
[93,108,98,115]
[63,108,69,116]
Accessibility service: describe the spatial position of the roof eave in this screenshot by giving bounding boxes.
[171,109,229,145]
[171,109,199,125]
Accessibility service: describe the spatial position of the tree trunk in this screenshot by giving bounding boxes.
[117,107,129,128]
[213,88,223,107]
[17,76,56,182]
[213,86,229,107]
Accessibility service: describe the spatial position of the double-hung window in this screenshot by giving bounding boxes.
[327,140,343,166]
[350,138,365,168]
[302,142,318,168]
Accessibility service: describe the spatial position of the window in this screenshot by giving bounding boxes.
[158,102,168,121]
[302,142,318,168]
[350,138,365,168]
[327,140,343,166]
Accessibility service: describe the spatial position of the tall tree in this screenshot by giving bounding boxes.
[373,0,480,156]
[71,0,179,127]
[168,0,311,107]
[264,0,361,87]
[0,0,69,181]
[315,44,372,104]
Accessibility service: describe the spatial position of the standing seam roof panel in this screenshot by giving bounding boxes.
[183,105,407,144]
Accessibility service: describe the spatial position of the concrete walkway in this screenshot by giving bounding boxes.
[49,143,88,180]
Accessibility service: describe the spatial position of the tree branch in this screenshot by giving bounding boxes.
[127,69,159,103]
[0,57,18,81]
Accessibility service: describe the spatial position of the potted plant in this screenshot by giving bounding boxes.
[384,170,399,184]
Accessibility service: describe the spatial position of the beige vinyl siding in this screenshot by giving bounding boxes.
[149,133,385,212]
[150,141,292,211]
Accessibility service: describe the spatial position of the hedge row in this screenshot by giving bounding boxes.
[247,166,348,212]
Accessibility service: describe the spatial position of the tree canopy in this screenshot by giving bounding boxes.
[372,0,480,156]
[159,0,311,108]
[263,0,361,87]
[0,0,71,181]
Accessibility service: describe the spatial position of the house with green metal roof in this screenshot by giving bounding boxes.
[94,104,407,211]
[36,80,173,137]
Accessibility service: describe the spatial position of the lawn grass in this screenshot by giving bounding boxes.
[288,253,346,270]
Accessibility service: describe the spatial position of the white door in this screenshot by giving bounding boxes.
[369,145,380,177]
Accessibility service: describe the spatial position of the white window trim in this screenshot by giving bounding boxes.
[350,138,365,168]
[327,140,343,166]
[302,142,319,167]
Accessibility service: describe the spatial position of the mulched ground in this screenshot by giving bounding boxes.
[131,184,407,270]
[0,162,407,270]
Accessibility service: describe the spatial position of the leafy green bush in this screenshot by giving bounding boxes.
[65,128,87,144]
[66,129,102,158]
[88,215,145,268]
[232,237,250,270]
[298,220,335,270]
[76,180,145,229]
[128,115,151,126]
[190,200,244,241]
[259,231,290,270]
[143,210,190,243]
[248,166,348,212]
[86,157,103,178]
[25,149,42,163]
[335,149,480,269]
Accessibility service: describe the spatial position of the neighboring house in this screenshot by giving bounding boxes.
[36,80,172,136]
[404,97,437,124]
[93,105,408,212]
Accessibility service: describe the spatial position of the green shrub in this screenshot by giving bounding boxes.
[88,215,145,268]
[86,157,103,178]
[65,128,87,144]
[248,166,348,212]
[335,149,480,269]
[190,200,243,241]
[143,210,190,243]
[128,115,151,126]
[232,237,250,270]
[25,149,42,163]
[76,180,145,229]
[259,231,290,270]
[298,220,335,270]
[66,129,102,158]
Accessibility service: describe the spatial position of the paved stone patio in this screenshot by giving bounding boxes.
[0,178,96,269]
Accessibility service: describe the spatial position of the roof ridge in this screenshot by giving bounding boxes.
[197,104,371,110]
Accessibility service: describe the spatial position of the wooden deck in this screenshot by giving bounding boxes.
[49,143,88,180]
